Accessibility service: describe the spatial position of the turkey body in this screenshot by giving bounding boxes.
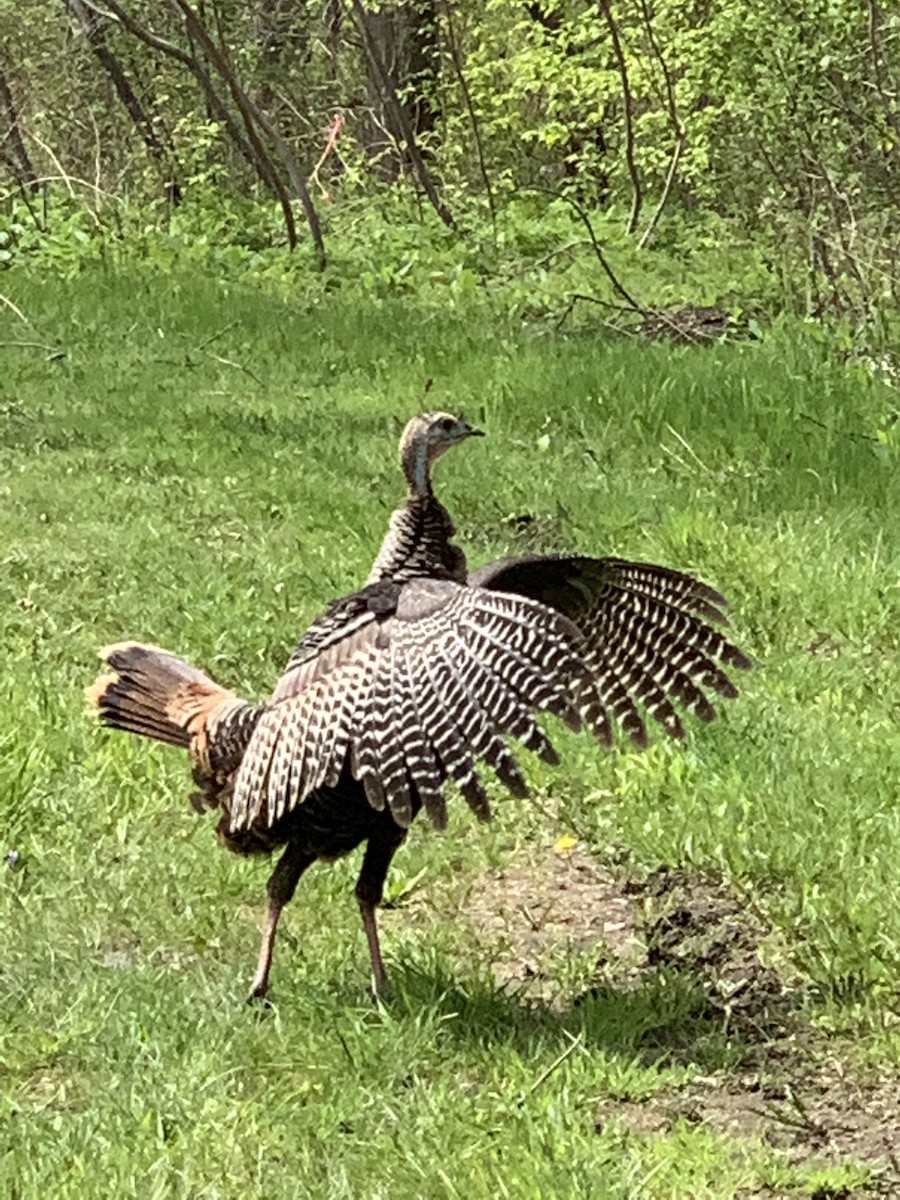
[88,412,751,999]
[221,763,407,864]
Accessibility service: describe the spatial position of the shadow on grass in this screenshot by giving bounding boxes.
[359,866,801,1075]
[320,955,795,1079]
[254,865,805,1078]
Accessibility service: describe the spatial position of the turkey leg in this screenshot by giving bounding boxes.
[248,840,315,1001]
[354,823,407,997]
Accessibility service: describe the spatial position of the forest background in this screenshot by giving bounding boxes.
[2,0,899,334]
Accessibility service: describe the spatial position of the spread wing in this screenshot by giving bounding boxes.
[229,579,613,834]
[469,555,752,740]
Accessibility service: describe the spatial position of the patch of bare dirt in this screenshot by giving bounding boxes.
[462,843,643,1004]
[596,1072,900,1195]
[635,864,800,1048]
[463,847,900,1193]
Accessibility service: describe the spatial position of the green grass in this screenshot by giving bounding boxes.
[2,265,899,1196]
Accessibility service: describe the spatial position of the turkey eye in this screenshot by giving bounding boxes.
[440,417,455,432]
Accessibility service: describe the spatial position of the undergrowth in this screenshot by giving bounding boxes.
[0,185,859,331]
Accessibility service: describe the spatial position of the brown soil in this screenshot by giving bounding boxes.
[462,842,643,1003]
[462,846,900,1195]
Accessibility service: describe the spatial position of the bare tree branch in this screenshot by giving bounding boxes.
[106,0,324,260]
[95,0,272,189]
[167,0,302,253]
[208,0,325,267]
[440,0,495,231]
[635,0,685,247]
[636,0,680,136]
[66,0,181,203]
[638,128,685,250]
[0,69,40,197]
[598,0,642,234]
[525,185,645,312]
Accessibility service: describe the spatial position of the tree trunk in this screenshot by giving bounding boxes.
[0,69,40,194]
[359,0,440,180]
[352,0,453,224]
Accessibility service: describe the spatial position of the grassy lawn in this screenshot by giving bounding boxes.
[2,266,900,1197]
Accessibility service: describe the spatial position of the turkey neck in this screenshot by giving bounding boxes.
[366,439,468,585]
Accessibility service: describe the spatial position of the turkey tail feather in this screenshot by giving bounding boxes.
[86,642,239,750]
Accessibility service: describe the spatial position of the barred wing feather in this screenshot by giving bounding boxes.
[470,554,752,740]
[229,579,612,833]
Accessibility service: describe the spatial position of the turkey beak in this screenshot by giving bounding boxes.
[459,415,484,438]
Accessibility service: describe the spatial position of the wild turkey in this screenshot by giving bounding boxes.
[88,411,750,999]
